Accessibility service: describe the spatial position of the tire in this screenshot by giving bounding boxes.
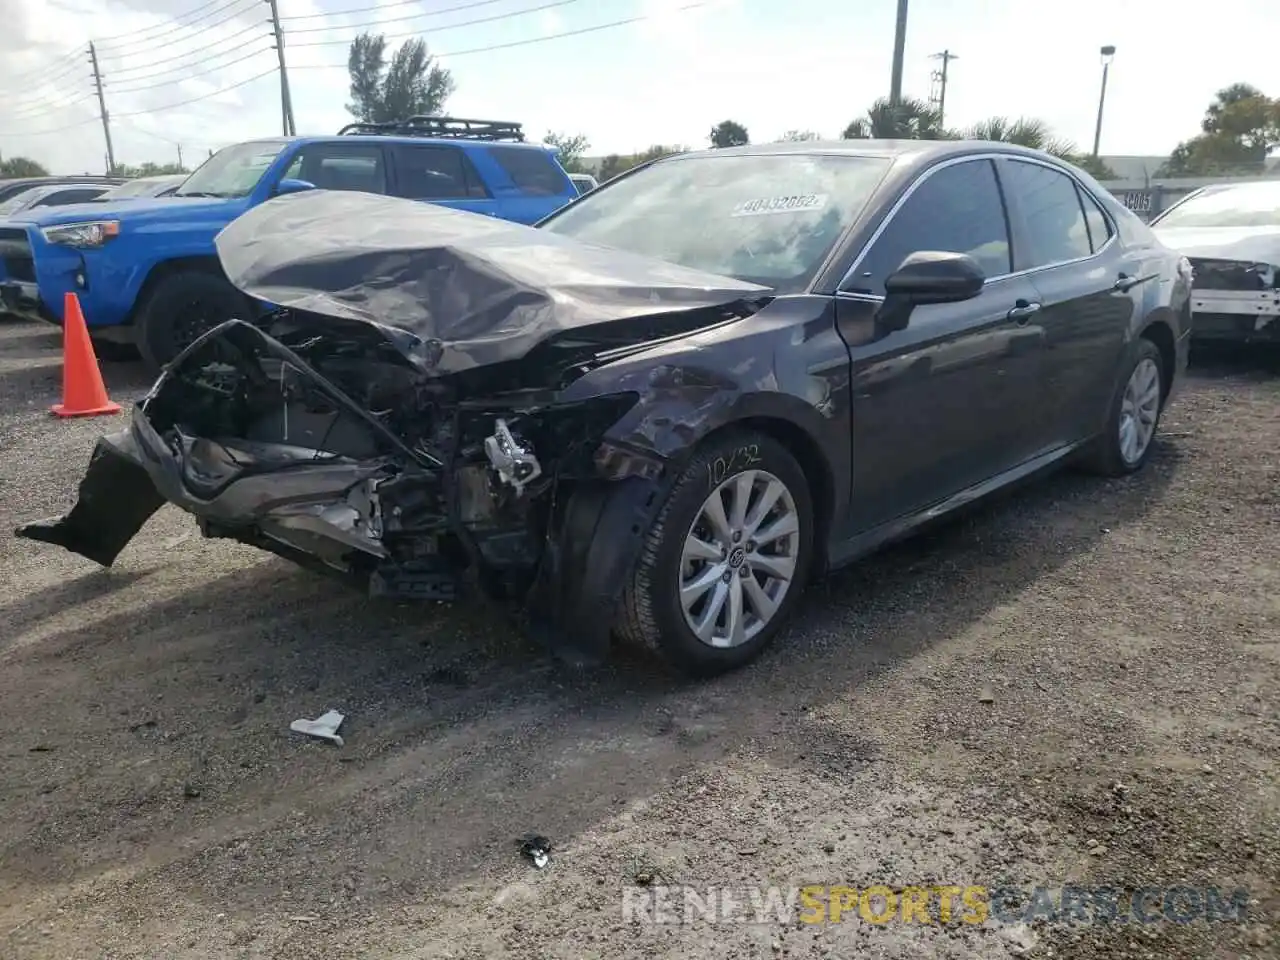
[618,430,815,678]
[1082,337,1165,477]
[136,270,253,375]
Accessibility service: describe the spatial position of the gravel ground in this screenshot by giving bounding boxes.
[0,318,1276,960]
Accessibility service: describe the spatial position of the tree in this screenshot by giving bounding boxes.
[709,120,749,148]
[777,129,820,142]
[1156,84,1280,177]
[0,156,49,177]
[963,116,1116,179]
[597,145,686,182]
[1068,154,1117,180]
[544,132,590,173]
[346,32,454,123]
[842,98,946,140]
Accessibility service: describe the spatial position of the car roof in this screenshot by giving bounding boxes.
[663,138,1079,171]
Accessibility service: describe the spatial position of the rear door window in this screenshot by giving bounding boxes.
[1001,160,1092,267]
[848,158,1012,295]
[390,145,489,200]
[1078,187,1114,253]
[487,145,572,197]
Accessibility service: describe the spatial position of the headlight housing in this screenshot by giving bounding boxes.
[40,220,120,248]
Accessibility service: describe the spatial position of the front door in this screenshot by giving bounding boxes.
[835,157,1048,533]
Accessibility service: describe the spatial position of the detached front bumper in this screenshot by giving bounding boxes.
[16,408,396,573]
[1189,287,1280,343]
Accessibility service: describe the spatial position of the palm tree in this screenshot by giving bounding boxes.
[842,97,947,140]
[963,116,1075,158]
[962,115,1116,179]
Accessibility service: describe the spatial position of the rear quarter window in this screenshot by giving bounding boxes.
[487,146,571,197]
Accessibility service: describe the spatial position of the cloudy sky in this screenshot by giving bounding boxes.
[2,0,1277,174]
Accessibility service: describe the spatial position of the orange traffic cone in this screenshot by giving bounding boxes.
[52,292,121,418]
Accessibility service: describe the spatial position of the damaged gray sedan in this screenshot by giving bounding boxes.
[18,141,1192,676]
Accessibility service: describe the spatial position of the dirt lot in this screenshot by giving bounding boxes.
[0,317,1276,959]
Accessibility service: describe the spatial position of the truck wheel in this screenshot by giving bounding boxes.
[136,270,252,374]
[618,430,815,678]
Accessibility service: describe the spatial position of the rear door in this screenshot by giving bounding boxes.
[387,144,498,217]
[837,156,1046,532]
[997,158,1139,447]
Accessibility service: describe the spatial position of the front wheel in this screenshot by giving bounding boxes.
[1082,338,1165,477]
[136,270,253,375]
[618,431,815,677]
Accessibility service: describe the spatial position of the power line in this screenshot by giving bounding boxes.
[291,2,707,62]
[11,67,280,136]
[106,45,276,95]
[280,0,506,22]
[288,0,583,37]
[92,0,256,47]
[99,21,269,77]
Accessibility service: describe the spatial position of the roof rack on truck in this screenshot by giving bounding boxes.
[336,115,526,142]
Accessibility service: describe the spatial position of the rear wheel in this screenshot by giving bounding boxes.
[618,430,814,677]
[136,270,253,375]
[1082,338,1165,476]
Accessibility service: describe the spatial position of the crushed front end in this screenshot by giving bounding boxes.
[1187,257,1280,343]
[16,315,671,662]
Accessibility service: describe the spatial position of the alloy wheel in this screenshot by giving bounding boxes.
[678,469,801,648]
[1119,356,1161,465]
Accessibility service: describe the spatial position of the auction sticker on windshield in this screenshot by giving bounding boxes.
[731,194,829,217]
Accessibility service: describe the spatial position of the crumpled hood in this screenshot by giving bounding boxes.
[6,195,235,227]
[1153,225,1280,266]
[213,190,770,375]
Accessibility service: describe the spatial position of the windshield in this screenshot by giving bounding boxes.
[0,188,42,215]
[172,140,289,199]
[1154,182,1280,229]
[540,152,891,292]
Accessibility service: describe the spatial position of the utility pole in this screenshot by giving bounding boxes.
[265,0,296,136]
[88,43,116,174]
[1092,45,1116,157]
[928,50,958,128]
[176,143,184,169]
[888,0,909,108]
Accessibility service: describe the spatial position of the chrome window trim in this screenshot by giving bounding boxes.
[837,152,1119,297]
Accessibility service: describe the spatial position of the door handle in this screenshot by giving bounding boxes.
[1006,300,1042,322]
[1114,273,1141,292]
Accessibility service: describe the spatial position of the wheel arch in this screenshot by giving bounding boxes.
[1137,314,1176,401]
[126,255,230,325]
[672,411,838,578]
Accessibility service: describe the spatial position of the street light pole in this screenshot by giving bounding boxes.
[889,0,909,108]
[1092,45,1115,157]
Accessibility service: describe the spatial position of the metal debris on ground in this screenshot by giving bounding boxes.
[290,710,345,745]
[518,834,552,869]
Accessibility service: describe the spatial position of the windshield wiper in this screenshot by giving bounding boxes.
[173,191,227,198]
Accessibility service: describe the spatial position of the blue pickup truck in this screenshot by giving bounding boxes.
[0,116,578,371]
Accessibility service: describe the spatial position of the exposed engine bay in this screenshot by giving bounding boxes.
[17,189,776,661]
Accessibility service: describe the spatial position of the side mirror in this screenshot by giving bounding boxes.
[876,251,986,334]
[275,178,316,197]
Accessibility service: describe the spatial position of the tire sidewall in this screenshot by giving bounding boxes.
[138,271,248,373]
[646,432,815,675]
[1106,338,1165,473]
